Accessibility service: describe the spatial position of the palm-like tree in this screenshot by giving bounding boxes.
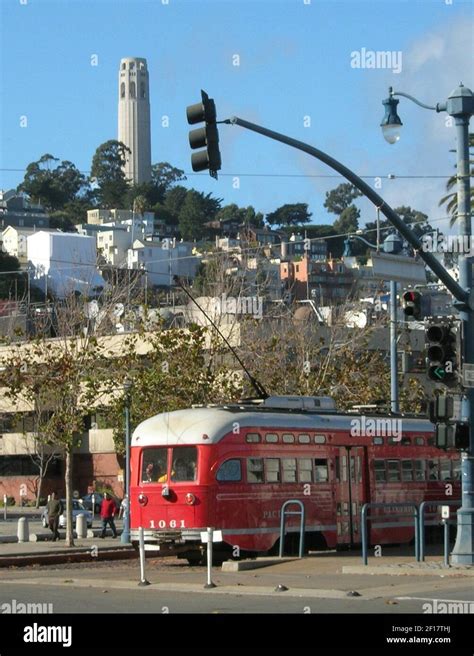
[439,133,474,227]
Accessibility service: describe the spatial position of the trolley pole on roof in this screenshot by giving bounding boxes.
[201,85,474,563]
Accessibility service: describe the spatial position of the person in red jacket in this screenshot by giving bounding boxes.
[100,492,118,539]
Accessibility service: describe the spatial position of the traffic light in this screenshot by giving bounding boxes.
[425,321,458,386]
[402,290,422,319]
[186,90,221,179]
[434,422,469,450]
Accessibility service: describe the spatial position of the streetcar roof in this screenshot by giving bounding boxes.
[131,406,434,447]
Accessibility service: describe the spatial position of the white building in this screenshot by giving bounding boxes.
[2,226,57,259]
[118,57,152,184]
[27,232,105,298]
[128,239,199,287]
[97,227,132,267]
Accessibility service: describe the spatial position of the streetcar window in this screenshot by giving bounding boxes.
[401,460,413,482]
[298,458,312,483]
[415,437,424,446]
[216,459,241,482]
[141,447,168,483]
[374,460,386,482]
[282,458,297,482]
[414,460,425,481]
[440,460,452,481]
[246,433,261,443]
[298,434,310,444]
[314,459,329,483]
[282,433,295,444]
[452,459,461,481]
[265,458,280,483]
[401,437,411,446]
[372,436,384,445]
[387,460,400,482]
[428,460,440,481]
[247,458,264,483]
[170,447,197,482]
[388,436,402,446]
[314,435,326,444]
[265,433,278,443]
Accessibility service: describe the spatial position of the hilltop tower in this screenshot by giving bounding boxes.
[118,57,152,184]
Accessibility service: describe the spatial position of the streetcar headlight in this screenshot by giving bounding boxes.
[185,493,196,505]
[138,493,148,506]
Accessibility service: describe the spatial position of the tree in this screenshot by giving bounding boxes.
[178,190,209,241]
[151,162,187,192]
[18,155,88,212]
[439,133,474,226]
[333,205,360,234]
[177,190,222,240]
[324,183,362,216]
[103,325,240,455]
[163,185,188,223]
[266,203,312,227]
[90,141,131,209]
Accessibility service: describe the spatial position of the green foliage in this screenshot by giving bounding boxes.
[333,205,360,234]
[17,155,88,212]
[266,203,312,227]
[324,183,362,216]
[90,140,131,209]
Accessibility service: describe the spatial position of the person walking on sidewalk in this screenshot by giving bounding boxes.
[100,492,117,538]
[46,492,63,542]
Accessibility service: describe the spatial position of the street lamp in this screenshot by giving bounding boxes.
[381,83,474,565]
[380,88,403,144]
[120,379,132,544]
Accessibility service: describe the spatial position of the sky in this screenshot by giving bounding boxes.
[0,0,473,234]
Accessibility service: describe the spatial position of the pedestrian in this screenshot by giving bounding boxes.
[100,492,118,538]
[46,492,63,542]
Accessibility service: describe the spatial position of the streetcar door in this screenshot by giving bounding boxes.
[334,446,368,546]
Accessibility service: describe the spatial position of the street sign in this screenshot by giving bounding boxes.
[462,363,474,388]
[370,252,427,284]
[200,529,223,543]
[441,506,450,519]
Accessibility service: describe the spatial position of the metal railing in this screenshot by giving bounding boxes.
[419,500,461,562]
[361,502,420,565]
[279,499,305,558]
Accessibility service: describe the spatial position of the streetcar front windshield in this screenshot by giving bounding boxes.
[141,447,168,483]
[171,447,197,482]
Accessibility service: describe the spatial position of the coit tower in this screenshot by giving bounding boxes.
[118,57,152,184]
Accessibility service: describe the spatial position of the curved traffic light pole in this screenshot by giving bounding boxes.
[224,114,474,564]
[224,116,467,303]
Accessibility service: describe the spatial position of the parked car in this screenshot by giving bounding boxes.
[41,499,93,528]
[79,492,104,513]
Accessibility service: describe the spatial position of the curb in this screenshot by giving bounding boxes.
[342,564,474,577]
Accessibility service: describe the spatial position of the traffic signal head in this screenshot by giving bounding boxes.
[402,290,422,319]
[186,90,221,179]
[425,321,458,386]
[434,422,469,450]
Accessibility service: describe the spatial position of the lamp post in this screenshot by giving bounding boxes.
[381,84,474,564]
[120,380,132,544]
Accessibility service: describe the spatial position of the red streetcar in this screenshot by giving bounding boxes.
[129,395,461,563]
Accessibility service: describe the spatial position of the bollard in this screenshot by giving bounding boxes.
[17,517,29,543]
[204,527,216,589]
[3,495,7,521]
[443,520,450,568]
[138,526,150,586]
[76,513,87,539]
